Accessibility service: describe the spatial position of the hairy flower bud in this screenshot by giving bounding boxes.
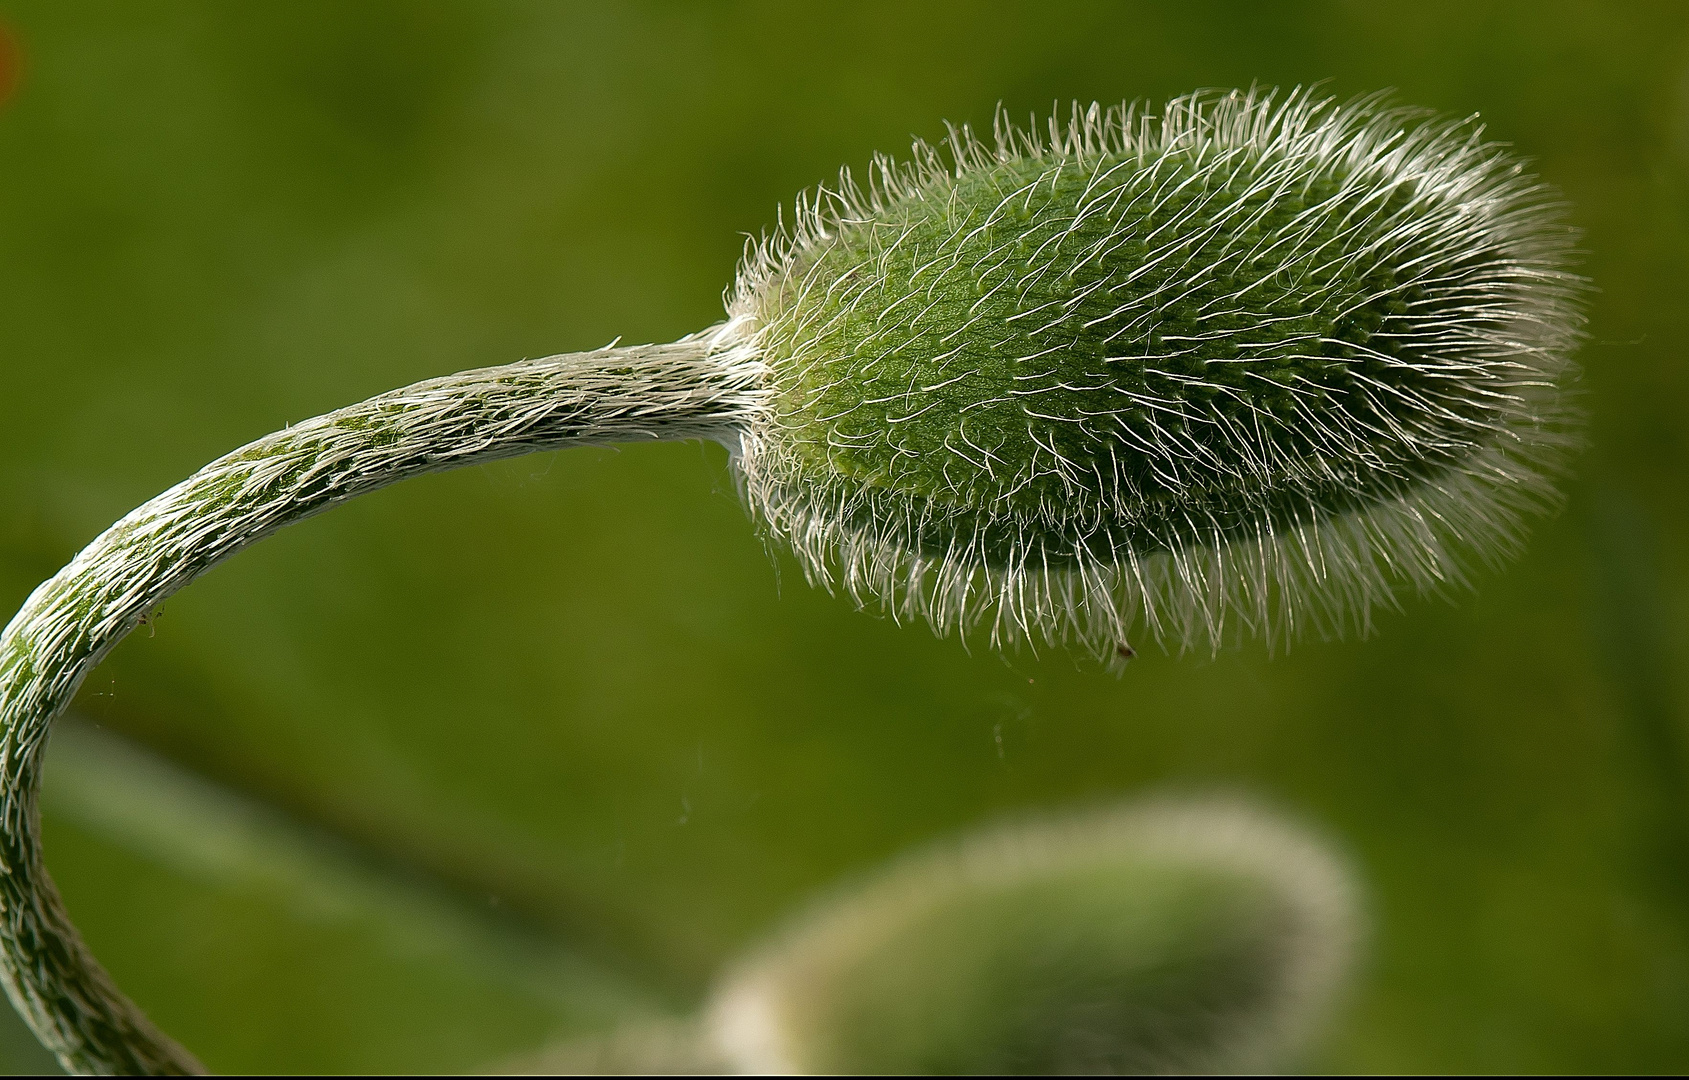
[730,88,1585,658]
[710,798,1359,1075]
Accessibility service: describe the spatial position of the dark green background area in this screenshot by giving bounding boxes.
[0,1,1683,1073]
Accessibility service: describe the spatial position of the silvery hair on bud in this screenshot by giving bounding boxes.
[725,87,1587,661]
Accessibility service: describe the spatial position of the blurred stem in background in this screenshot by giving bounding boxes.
[33,723,1363,1076]
[42,717,662,1027]
[37,718,662,1075]
[510,798,1361,1075]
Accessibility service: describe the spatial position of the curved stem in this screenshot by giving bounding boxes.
[0,327,760,1074]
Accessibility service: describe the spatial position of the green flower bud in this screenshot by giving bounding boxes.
[709,798,1360,1075]
[730,88,1584,657]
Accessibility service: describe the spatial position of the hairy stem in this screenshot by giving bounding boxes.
[0,329,758,1074]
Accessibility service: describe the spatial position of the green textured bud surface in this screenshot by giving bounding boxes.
[710,799,1358,1075]
[732,90,1585,656]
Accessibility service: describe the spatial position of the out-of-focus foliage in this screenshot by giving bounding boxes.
[0,1,1684,1073]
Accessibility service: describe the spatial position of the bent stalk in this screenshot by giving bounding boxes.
[0,329,759,1074]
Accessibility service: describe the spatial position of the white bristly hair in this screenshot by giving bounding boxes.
[0,329,762,1073]
[729,87,1585,663]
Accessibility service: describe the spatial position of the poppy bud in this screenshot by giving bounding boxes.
[730,88,1585,657]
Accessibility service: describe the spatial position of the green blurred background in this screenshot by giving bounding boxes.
[0,1,1685,1072]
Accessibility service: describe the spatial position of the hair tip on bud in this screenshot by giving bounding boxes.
[725,86,1586,661]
